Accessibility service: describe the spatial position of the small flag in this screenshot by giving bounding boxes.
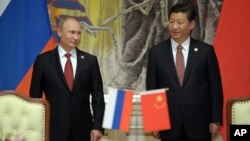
[102,87,134,131]
[140,89,171,131]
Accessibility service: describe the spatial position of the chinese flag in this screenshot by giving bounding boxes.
[214,0,250,140]
[140,89,171,131]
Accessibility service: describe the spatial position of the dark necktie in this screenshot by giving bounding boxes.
[176,45,185,86]
[64,53,73,91]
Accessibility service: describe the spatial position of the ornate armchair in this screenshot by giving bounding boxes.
[227,96,250,140]
[0,91,50,141]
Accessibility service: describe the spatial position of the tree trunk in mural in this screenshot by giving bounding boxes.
[108,0,222,91]
[109,0,157,91]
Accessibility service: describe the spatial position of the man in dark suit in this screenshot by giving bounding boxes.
[146,2,223,141]
[30,17,105,141]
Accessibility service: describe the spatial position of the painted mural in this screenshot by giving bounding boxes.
[47,0,223,93]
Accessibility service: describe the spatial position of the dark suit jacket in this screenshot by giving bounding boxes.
[30,47,105,141]
[146,38,223,140]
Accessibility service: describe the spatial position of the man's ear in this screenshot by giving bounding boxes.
[190,20,195,30]
[57,32,61,37]
[57,28,62,37]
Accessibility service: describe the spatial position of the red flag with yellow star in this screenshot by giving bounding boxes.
[140,89,171,131]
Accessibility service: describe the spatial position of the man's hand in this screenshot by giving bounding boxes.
[210,123,221,138]
[91,129,102,141]
[151,131,160,139]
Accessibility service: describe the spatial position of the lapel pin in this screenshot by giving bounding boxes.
[81,55,84,59]
[194,48,198,52]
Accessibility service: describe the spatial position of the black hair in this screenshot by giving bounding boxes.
[169,2,196,22]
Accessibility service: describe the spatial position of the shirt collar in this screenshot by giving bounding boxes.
[171,36,191,51]
[58,45,77,58]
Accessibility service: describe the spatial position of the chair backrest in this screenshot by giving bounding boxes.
[0,91,50,141]
[227,96,250,140]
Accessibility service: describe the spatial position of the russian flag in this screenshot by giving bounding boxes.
[102,87,134,132]
[0,0,55,95]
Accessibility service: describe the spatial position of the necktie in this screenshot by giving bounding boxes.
[176,45,185,86]
[64,53,74,91]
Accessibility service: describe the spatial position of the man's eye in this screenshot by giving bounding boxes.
[177,21,184,24]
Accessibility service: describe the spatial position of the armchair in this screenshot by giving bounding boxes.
[0,91,50,141]
[227,96,250,140]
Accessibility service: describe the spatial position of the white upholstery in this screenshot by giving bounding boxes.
[0,91,49,141]
[227,96,250,141]
[231,100,250,124]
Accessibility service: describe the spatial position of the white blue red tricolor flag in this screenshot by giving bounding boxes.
[102,87,134,132]
[0,0,55,94]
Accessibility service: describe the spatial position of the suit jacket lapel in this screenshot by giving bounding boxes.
[164,39,180,86]
[183,38,198,85]
[72,48,85,91]
[50,47,71,92]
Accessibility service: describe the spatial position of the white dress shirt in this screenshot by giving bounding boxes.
[58,45,77,77]
[171,37,190,68]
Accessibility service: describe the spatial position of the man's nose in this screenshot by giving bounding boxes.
[172,23,178,29]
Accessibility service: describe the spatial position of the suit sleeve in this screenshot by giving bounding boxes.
[91,57,105,131]
[146,48,158,90]
[29,56,43,98]
[208,47,223,124]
